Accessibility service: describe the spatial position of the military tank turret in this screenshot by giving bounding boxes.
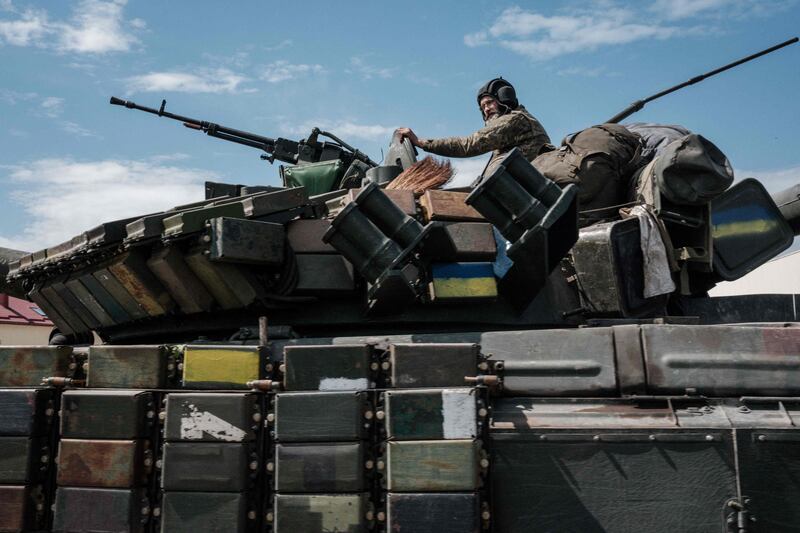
[2,39,800,533]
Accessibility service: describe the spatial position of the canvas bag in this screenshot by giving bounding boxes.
[532,123,643,214]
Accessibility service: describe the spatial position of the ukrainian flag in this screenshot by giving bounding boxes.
[429,262,498,301]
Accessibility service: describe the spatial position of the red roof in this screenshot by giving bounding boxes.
[0,294,53,326]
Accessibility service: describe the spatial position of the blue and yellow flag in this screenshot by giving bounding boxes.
[429,262,498,301]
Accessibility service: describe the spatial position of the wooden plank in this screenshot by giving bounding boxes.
[420,190,484,222]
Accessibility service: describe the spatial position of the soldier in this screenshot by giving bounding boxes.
[396,77,552,166]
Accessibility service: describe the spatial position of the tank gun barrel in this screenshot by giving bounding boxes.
[607,37,798,124]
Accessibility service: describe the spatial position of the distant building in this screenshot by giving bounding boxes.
[0,293,53,345]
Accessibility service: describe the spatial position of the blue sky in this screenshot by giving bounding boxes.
[1,0,798,251]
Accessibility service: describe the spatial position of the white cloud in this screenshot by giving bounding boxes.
[125,68,250,94]
[39,96,64,117]
[465,6,678,60]
[0,88,37,105]
[259,60,324,83]
[650,0,791,20]
[285,119,396,142]
[557,66,614,77]
[348,57,395,80]
[0,0,141,53]
[60,121,98,137]
[265,39,292,51]
[0,157,214,250]
[735,165,800,195]
[446,155,492,189]
[0,6,47,46]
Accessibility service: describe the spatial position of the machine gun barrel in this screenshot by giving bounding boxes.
[607,37,798,124]
[110,97,299,164]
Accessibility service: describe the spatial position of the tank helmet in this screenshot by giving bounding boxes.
[477,77,518,110]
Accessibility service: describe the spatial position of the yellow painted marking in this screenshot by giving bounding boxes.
[183,347,259,385]
[432,277,497,299]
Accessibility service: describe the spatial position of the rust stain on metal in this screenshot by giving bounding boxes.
[57,439,140,488]
[108,262,166,316]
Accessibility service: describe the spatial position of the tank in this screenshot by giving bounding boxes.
[1,121,800,533]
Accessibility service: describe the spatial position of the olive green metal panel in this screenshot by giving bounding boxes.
[275,442,365,493]
[385,388,477,440]
[181,346,261,389]
[283,344,372,391]
[184,246,262,308]
[88,345,171,388]
[162,203,246,237]
[107,250,175,317]
[274,391,367,442]
[57,439,146,488]
[27,286,75,336]
[0,437,35,483]
[161,491,247,533]
[52,278,102,330]
[387,493,480,533]
[0,346,73,387]
[242,186,308,218]
[208,217,285,265]
[389,343,478,388]
[65,276,116,328]
[60,390,155,439]
[92,266,149,320]
[161,442,252,492]
[53,487,147,533]
[287,219,337,253]
[273,493,369,533]
[386,440,480,491]
[147,246,215,314]
[0,389,54,436]
[165,392,259,442]
[40,284,89,333]
[78,271,132,324]
[293,254,356,295]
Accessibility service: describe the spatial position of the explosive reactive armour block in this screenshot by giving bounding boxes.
[107,249,175,317]
[60,390,156,439]
[0,485,44,533]
[181,346,261,389]
[208,217,285,265]
[419,190,484,222]
[162,202,246,237]
[0,346,74,387]
[161,442,253,492]
[433,222,497,262]
[287,219,337,253]
[0,437,45,484]
[274,391,368,442]
[57,439,148,488]
[387,493,480,533]
[345,188,417,217]
[147,246,215,314]
[0,389,54,436]
[161,491,248,533]
[64,275,116,328]
[385,440,480,491]
[184,246,262,309]
[293,254,356,295]
[77,270,133,324]
[388,343,479,388]
[27,287,75,336]
[283,344,372,391]
[274,442,365,493]
[242,186,309,218]
[88,345,173,389]
[53,487,148,533]
[92,265,149,320]
[273,493,370,533]
[384,388,478,440]
[165,392,259,442]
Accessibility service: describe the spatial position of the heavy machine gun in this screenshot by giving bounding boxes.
[109,96,378,169]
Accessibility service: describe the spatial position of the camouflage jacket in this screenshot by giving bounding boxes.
[418,106,551,162]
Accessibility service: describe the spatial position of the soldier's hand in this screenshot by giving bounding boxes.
[395,127,420,147]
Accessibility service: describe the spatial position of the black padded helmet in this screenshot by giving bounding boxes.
[476,77,518,110]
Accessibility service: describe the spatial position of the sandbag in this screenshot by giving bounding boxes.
[532,123,643,214]
[653,134,733,205]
